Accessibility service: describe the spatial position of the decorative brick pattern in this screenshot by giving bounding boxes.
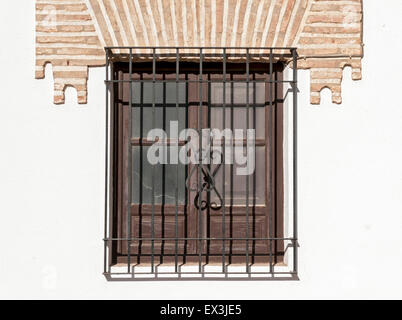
[35,0,363,104]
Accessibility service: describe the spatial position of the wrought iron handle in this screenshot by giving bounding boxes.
[193,177,223,211]
[192,150,223,211]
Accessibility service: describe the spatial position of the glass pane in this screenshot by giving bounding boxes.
[132,106,163,138]
[166,82,186,104]
[210,106,265,139]
[132,107,186,138]
[132,146,186,204]
[132,80,186,138]
[211,82,265,105]
[132,81,186,104]
[165,108,186,135]
[211,146,265,205]
[132,82,163,104]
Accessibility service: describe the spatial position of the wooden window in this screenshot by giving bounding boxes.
[109,61,284,267]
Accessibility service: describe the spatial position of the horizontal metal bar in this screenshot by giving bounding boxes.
[103,272,299,281]
[125,103,188,108]
[105,80,295,84]
[105,271,296,275]
[124,103,267,108]
[113,101,275,108]
[114,253,285,257]
[104,237,296,241]
[109,54,294,60]
[130,138,266,146]
[105,276,298,281]
[103,271,297,279]
[104,274,299,281]
[105,46,297,50]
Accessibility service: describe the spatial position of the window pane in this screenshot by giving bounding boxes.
[132,81,186,138]
[131,107,186,138]
[132,106,163,138]
[166,82,186,104]
[132,146,186,204]
[211,82,265,105]
[132,81,186,104]
[210,146,265,205]
[165,107,187,135]
[210,106,265,139]
[132,82,163,104]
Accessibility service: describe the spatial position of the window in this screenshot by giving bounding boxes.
[104,48,298,280]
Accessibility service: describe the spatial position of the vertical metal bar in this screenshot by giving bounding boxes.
[151,48,156,273]
[252,72,257,265]
[137,73,144,264]
[292,48,298,274]
[127,48,133,273]
[184,72,189,266]
[161,75,166,265]
[206,74,211,266]
[245,49,250,274]
[229,73,234,266]
[104,48,109,274]
[175,48,179,273]
[269,49,274,274]
[222,48,226,273]
[198,48,203,273]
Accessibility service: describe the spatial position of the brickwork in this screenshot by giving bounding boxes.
[35,0,363,104]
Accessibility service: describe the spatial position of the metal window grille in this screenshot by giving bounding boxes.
[104,47,298,280]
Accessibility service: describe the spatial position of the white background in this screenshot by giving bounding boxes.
[0,1,401,299]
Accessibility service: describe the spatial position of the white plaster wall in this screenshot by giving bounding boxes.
[0,1,402,299]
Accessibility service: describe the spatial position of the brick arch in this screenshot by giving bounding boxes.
[35,0,363,105]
